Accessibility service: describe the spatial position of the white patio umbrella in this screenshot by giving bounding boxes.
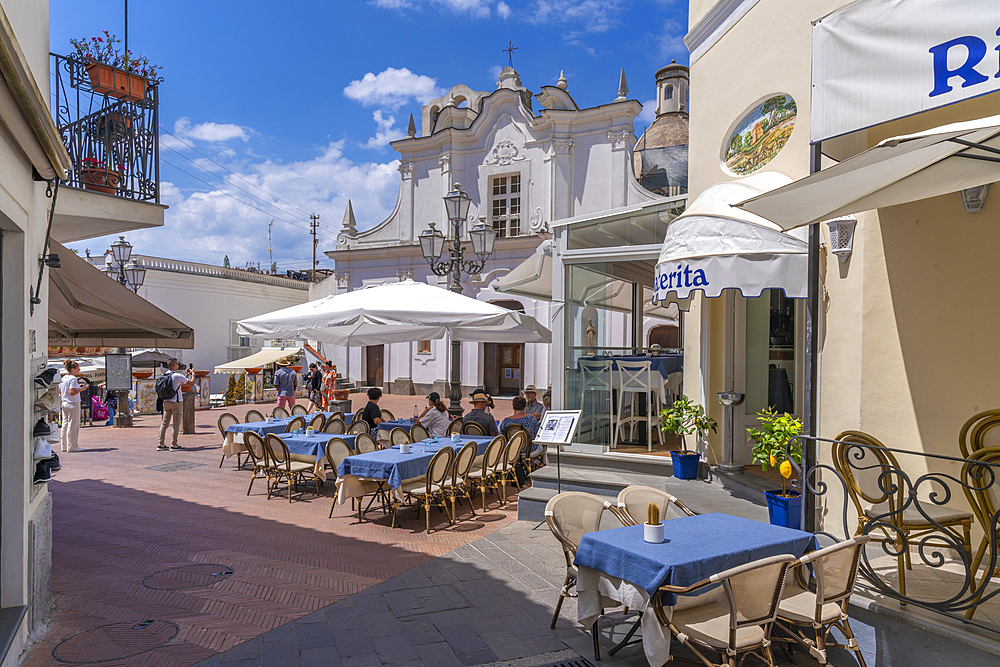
[236,279,551,345]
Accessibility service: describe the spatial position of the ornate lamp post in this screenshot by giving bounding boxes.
[419,183,496,417]
[104,236,146,293]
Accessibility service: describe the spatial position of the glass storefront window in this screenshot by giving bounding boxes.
[745,289,796,417]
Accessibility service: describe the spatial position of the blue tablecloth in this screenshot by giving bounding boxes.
[574,513,814,603]
[337,436,495,488]
[389,436,494,456]
[377,419,417,433]
[282,433,359,458]
[580,354,683,378]
[226,418,292,436]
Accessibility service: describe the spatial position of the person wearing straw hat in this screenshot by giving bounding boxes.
[463,389,498,436]
[273,358,298,411]
[522,385,544,421]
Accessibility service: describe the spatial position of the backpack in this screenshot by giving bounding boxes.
[155,372,177,401]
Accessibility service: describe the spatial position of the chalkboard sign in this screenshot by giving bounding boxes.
[104,353,132,391]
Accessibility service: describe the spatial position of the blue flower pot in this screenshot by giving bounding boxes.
[670,451,701,480]
[766,490,802,530]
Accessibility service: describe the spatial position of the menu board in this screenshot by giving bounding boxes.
[535,410,581,445]
[104,353,133,391]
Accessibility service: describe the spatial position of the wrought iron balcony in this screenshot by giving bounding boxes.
[50,52,160,203]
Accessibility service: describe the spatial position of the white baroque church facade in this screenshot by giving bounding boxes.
[312,65,662,397]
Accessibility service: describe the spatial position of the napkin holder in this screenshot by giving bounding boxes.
[400,443,411,454]
[306,427,314,436]
[265,417,274,424]
[644,522,665,544]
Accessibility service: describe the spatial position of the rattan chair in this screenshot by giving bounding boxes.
[389,427,411,446]
[348,421,369,435]
[217,412,240,469]
[496,431,529,503]
[774,536,871,667]
[330,411,345,422]
[263,434,317,502]
[462,420,488,436]
[325,438,378,519]
[959,408,1000,459]
[351,411,363,424]
[446,418,463,436]
[616,485,695,526]
[285,415,307,433]
[380,408,396,422]
[833,430,972,598]
[323,418,346,434]
[291,404,308,415]
[545,492,616,633]
[242,431,268,496]
[245,409,265,423]
[272,406,290,419]
[962,446,1000,619]
[503,423,528,441]
[467,436,506,511]
[400,446,455,532]
[355,433,378,454]
[410,422,430,442]
[445,441,479,521]
[308,413,326,431]
[652,554,795,667]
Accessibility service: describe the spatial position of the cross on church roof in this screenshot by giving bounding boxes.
[503,41,518,68]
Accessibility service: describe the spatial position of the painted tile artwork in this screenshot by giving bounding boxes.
[724,95,797,175]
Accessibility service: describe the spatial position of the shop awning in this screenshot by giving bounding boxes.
[213,346,302,374]
[654,172,809,301]
[492,240,552,301]
[738,115,1000,230]
[48,240,195,348]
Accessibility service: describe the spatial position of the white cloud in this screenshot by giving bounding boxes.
[637,98,656,126]
[344,67,445,111]
[496,1,511,18]
[370,0,492,17]
[174,117,250,142]
[656,17,687,61]
[364,110,406,149]
[527,0,628,35]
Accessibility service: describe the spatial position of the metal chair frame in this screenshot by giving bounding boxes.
[348,421,369,435]
[389,427,411,446]
[262,433,318,502]
[291,404,308,415]
[616,485,695,526]
[400,446,455,532]
[410,422,430,442]
[446,418,463,436]
[613,360,661,451]
[323,418,346,434]
[446,441,479,522]
[579,359,614,444]
[217,412,240,469]
[285,416,307,433]
[462,421,488,436]
[242,431,267,496]
[467,436,506,512]
[272,406,290,420]
[245,409,265,423]
[355,433,378,454]
[308,413,326,431]
[380,408,396,422]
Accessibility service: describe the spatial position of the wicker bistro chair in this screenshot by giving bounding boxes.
[245,409,265,423]
[961,446,1000,620]
[410,422,430,442]
[833,430,973,598]
[445,441,479,521]
[496,431,529,503]
[272,406,290,419]
[503,423,528,441]
[616,485,695,526]
[446,418,464,436]
[545,492,618,636]
[262,434,318,502]
[959,408,1000,459]
[389,427,411,447]
[380,408,396,422]
[242,431,268,496]
[400,446,455,532]
[330,411,345,422]
[651,554,796,667]
[325,438,379,519]
[285,416,307,433]
[355,433,378,454]
[217,412,240,469]
[291,404,308,415]
[348,421,369,435]
[350,411,363,424]
[323,418,346,434]
[774,536,871,667]
[467,436,507,511]
[308,413,326,431]
[462,420,488,436]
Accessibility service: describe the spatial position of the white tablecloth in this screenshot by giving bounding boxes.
[576,565,723,666]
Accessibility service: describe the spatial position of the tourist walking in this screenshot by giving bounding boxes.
[321,360,337,411]
[305,362,322,412]
[273,359,298,411]
[415,391,449,437]
[59,359,86,452]
[157,359,193,451]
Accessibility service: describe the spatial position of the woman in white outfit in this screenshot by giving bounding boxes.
[415,392,450,437]
[60,359,86,452]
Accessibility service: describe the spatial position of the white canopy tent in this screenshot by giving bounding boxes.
[213,346,302,375]
[654,172,809,301]
[738,115,1000,230]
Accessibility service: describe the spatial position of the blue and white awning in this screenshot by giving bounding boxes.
[654,172,809,300]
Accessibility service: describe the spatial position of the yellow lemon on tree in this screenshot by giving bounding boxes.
[779,460,793,478]
[769,454,777,468]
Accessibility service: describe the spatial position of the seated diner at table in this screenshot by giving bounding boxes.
[463,389,498,436]
[522,385,544,421]
[360,387,384,436]
[499,396,540,452]
[415,391,450,437]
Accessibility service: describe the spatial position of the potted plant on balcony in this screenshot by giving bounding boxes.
[660,395,718,480]
[748,407,804,529]
[78,157,122,194]
[70,32,160,103]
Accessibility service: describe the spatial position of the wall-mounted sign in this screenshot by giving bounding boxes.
[812,0,1000,143]
[723,95,797,175]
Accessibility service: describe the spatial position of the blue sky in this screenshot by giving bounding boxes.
[52,0,689,271]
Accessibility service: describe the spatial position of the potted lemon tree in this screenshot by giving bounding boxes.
[747,407,803,529]
[660,395,717,479]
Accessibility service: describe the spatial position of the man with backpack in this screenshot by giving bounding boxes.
[157,359,194,451]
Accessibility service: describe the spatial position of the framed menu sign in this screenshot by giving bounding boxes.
[104,353,132,391]
[534,410,581,446]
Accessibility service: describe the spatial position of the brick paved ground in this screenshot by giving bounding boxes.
[20,395,520,667]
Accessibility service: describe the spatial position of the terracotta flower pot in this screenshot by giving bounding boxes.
[79,167,121,194]
[333,389,350,401]
[84,62,148,102]
[131,371,152,380]
[194,370,210,378]
[290,366,303,372]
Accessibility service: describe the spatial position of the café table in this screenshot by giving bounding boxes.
[376,419,417,443]
[573,513,814,666]
[281,432,359,481]
[221,412,340,460]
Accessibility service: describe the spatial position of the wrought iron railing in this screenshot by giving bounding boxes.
[50,52,160,202]
[790,434,1000,634]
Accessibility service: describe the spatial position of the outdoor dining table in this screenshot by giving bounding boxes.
[573,513,814,666]
[376,419,417,442]
[281,432,360,482]
[221,412,340,460]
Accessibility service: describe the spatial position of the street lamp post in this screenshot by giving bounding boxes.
[103,235,147,427]
[418,184,496,417]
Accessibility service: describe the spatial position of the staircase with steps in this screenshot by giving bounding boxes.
[518,449,770,523]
